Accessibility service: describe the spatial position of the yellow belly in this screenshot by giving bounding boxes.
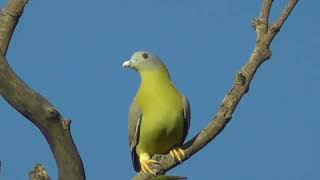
[135,73,185,157]
[136,109,185,156]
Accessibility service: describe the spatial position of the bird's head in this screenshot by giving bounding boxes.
[123,51,170,79]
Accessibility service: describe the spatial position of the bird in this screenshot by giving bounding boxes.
[123,51,191,176]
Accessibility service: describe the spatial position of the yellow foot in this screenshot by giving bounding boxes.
[139,153,160,176]
[169,147,185,163]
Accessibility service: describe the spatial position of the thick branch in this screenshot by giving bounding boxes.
[133,0,299,179]
[0,0,27,55]
[0,1,85,180]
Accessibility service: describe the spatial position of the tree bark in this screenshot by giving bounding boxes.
[0,1,85,180]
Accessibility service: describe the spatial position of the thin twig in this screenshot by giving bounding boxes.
[260,0,273,21]
[271,0,299,33]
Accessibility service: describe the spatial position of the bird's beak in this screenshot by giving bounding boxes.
[122,60,132,69]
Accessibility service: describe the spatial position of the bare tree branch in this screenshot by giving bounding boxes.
[260,0,273,21]
[0,0,27,55]
[0,1,85,180]
[255,0,273,41]
[267,0,299,43]
[133,0,299,179]
[273,0,298,30]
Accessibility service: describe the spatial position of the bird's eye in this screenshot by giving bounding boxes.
[142,53,148,59]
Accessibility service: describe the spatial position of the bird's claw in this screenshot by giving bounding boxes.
[170,147,185,163]
[140,159,159,176]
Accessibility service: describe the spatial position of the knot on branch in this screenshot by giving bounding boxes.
[43,105,61,121]
[252,17,263,30]
[264,50,272,60]
[61,118,72,130]
[252,18,268,31]
[223,112,232,122]
[252,17,269,43]
[235,72,246,85]
[29,163,51,180]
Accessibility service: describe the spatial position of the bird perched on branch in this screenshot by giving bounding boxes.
[123,51,191,176]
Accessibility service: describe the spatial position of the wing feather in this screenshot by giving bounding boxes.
[181,95,191,143]
[128,99,142,171]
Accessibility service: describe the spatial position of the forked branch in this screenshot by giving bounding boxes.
[0,1,85,180]
[0,0,299,179]
[133,0,299,179]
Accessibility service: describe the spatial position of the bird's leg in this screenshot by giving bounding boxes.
[139,152,160,176]
[169,147,185,163]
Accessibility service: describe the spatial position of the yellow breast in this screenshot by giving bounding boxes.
[135,71,185,155]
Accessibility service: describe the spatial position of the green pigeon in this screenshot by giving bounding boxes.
[123,51,191,175]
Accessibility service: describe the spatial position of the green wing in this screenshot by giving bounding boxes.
[182,95,191,144]
[128,98,142,171]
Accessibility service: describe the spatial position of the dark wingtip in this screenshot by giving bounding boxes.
[131,149,141,172]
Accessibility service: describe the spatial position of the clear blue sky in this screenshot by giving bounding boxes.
[0,0,319,179]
